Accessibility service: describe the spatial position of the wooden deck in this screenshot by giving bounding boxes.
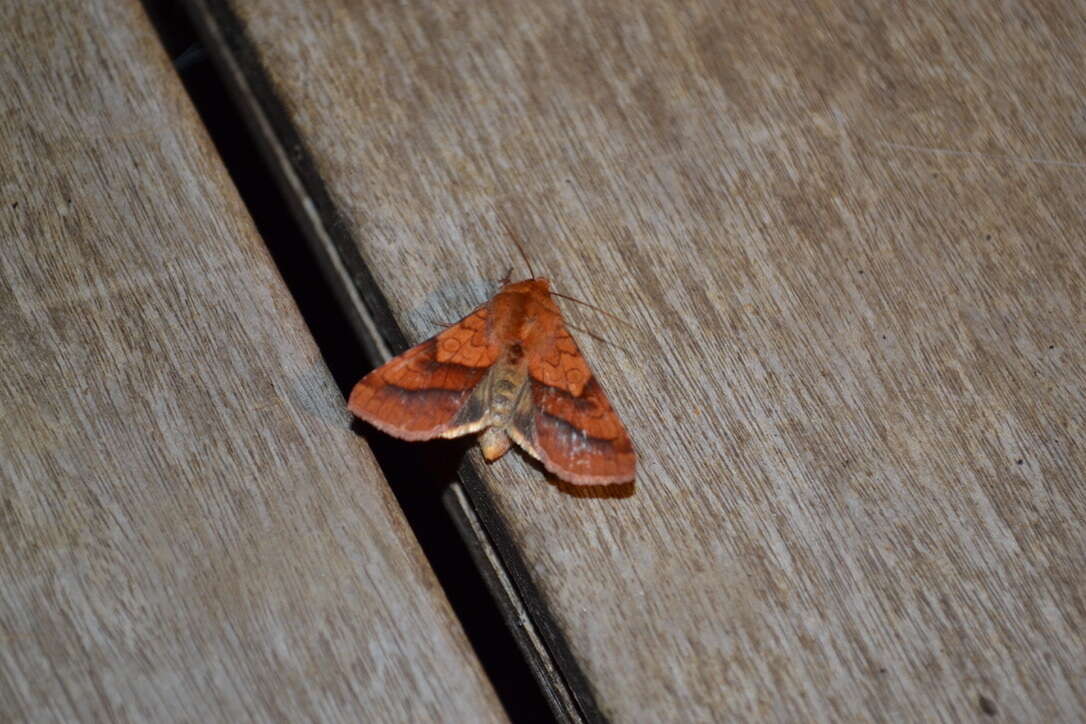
[4,0,1085,721]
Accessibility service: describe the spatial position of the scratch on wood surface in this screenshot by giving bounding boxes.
[873,140,1086,170]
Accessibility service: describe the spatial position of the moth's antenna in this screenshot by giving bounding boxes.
[498,216,536,279]
[565,322,634,354]
[551,290,637,329]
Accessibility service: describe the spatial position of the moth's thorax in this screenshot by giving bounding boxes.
[489,278,557,361]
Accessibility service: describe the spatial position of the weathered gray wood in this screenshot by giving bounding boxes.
[204,0,1086,720]
[0,2,507,721]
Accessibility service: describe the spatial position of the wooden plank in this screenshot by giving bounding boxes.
[201,0,1086,720]
[0,2,507,721]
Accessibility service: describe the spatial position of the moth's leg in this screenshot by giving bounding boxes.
[505,377,545,464]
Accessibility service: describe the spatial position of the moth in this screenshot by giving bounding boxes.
[348,272,636,486]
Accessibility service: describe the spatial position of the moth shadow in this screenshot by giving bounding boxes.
[511,449,636,499]
[351,419,474,493]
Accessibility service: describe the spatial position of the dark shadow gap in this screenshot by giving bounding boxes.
[140,3,556,721]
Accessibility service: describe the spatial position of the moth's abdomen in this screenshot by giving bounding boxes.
[488,359,528,427]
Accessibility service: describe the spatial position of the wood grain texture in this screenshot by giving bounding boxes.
[211,0,1086,720]
[0,2,506,721]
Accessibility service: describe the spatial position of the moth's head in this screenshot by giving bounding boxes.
[502,276,550,294]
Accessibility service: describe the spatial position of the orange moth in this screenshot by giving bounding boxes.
[348,264,636,486]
